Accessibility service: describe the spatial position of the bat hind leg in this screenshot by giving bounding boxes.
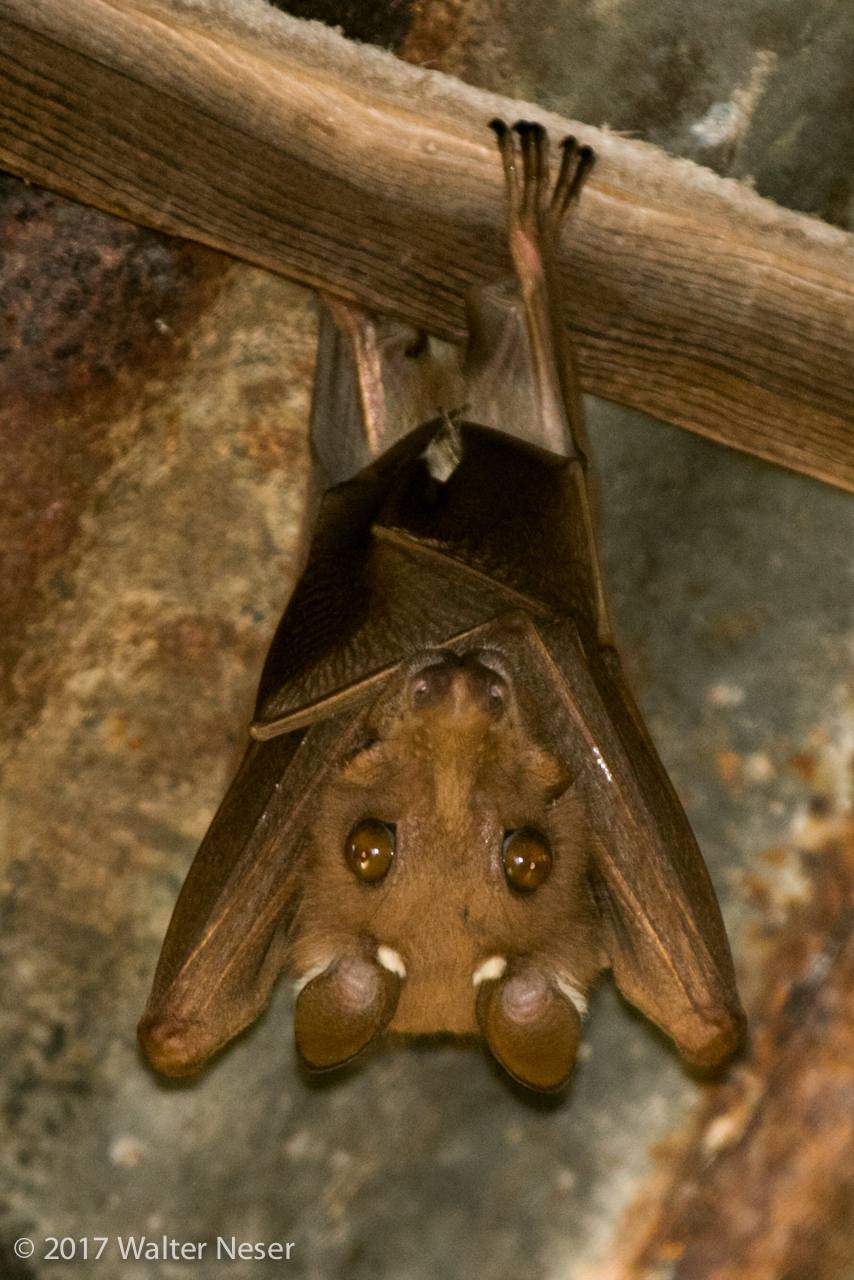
[488,118,594,462]
[490,119,594,260]
[488,119,613,645]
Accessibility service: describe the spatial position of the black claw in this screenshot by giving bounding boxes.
[568,145,595,199]
[553,138,579,213]
[513,121,548,216]
[490,116,595,236]
[552,135,596,217]
[514,119,546,143]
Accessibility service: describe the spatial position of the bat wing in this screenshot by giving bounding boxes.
[467,611,744,1067]
[259,424,744,1064]
[251,420,602,738]
[137,717,359,1073]
[140,427,742,1074]
[141,423,581,1072]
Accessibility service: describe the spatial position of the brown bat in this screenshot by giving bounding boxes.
[138,122,745,1093]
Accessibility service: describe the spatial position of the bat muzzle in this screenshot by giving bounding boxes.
[408,653,509,721]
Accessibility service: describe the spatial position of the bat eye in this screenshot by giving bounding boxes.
[345,819,395,884]
[502,828,552,892]
[487,681,504,711]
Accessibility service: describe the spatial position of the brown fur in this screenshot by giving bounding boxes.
[290,650,602,1036]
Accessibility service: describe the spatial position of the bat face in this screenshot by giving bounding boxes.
[290,648,600,1082]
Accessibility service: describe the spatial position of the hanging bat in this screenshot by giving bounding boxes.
[138,121,745,1093]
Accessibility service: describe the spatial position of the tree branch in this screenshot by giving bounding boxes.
[2,0,854,489]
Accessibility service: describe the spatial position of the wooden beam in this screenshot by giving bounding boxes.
[2,0,854,490]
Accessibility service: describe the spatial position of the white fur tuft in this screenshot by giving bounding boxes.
[377,945,407,979]
[472,955,507,986]
[555,976,588,1017]
[292,960,333,995]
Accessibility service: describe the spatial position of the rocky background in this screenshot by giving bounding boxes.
[3,1,854,1276]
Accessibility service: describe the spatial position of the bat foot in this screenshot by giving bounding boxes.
[489,118,595,265]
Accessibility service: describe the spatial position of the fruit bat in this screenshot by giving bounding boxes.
[138,121,745,1092]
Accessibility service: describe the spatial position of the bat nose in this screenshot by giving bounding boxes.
[409,658,507,719]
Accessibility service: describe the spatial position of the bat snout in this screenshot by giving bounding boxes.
[409,656,508,721]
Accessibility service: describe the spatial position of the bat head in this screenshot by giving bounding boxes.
[291,647,602,1090]
[138,611,744,1089]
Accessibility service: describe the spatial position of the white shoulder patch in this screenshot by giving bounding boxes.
[472,955,507,986]
[377,945,407,979]
[292,959,334,994]
[555,975,587,1017]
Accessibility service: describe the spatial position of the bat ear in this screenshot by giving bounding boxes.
[294,955,402,1070]
[476,965,580,1092]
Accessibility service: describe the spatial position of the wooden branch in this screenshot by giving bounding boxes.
[2,0,854,490]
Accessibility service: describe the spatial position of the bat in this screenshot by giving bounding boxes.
[138,121,745,1093]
